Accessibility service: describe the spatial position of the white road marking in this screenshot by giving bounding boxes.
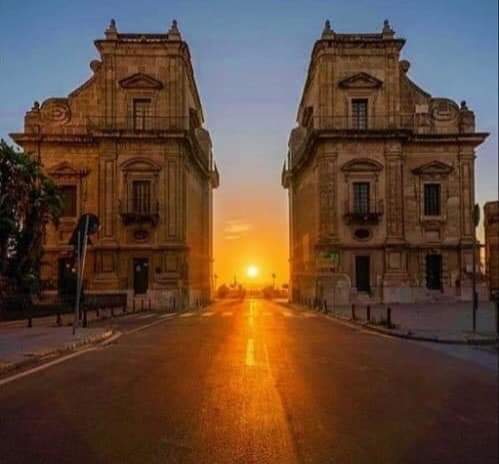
[245,339,255,366]
[179,312,195,318]
[160,313,176,319]
[202,312,214,317]
[136,313,156,320]
[282,311,294,317]
[222,312,233,317]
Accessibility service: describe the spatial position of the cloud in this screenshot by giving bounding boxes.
[223,218,252,240]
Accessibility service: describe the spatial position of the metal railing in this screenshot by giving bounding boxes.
[87,115,188,132]
[310,114,415,131]
[119,199,160,226]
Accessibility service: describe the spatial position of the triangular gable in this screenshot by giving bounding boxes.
[412,161,453,176]
[119,73,163,90]
[47,162,89,177]
[338,72,383,89]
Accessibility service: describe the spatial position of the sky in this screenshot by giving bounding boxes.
[0,0,497,287]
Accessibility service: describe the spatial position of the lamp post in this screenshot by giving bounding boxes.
[472,204,480,332]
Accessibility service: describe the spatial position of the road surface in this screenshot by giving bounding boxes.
[0,299,497,463]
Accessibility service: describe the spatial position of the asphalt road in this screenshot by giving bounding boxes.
[0,299,497,463]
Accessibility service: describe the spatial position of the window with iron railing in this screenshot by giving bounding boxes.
[132,180,151,214]
[353,182,370,214]
[424,183,441,216]
[133,99,151,131]
[351,99,368,129]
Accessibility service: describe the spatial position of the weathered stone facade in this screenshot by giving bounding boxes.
[11,20,219,309]
[282,21,488,305]
[484,201,499,298]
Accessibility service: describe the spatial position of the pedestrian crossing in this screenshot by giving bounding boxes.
[144,308,323,321]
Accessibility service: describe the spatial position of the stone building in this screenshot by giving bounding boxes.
[282,20,488,305]
[484,201,499,298]
[11,20,219,309]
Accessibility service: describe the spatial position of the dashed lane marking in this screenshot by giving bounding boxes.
[202,312,214,317]
[136,313,156,320]
[222,312,233,317]
[245,339,255,366]
[179,312,195,318]
[160,313,176,319]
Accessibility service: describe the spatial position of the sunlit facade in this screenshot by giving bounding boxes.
[11,20,219,308]
[282,20,488,305]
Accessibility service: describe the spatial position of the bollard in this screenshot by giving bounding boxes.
[141,299,144,312]
[96,307,100,318]
[83,307,88,328]
[387,306,392,328]
[56,312,62,326]
[324,300,328,314]
[366,305,371,322]
[123,303,127,314]
[133,298,136,313]
[352,304,356,321]
[111,307,115,317]
[148,299,151,311]
[495,299,499,336]
[27,315,32,328]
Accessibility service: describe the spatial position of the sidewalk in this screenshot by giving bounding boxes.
[0,326,113,375]
[291,301,499,345]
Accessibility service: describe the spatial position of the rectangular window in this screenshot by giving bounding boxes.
[133,99,151,131]
[60,186,77,217]
[352,99,368,129]
[424,183,441,216]
[353,182,370,214]
[132,181,151,214]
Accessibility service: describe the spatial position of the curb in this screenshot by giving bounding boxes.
[278,301,498,346]
[0,329,114,378]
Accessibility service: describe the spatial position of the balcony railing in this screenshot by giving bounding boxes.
[119,199,160,226]
[310,114,415,131]
[87,116,188,132]
[343,209,383,225]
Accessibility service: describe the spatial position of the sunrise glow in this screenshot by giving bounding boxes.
[246,265,260,279]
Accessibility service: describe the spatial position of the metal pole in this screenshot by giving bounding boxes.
[472,235,477,332]
[80,216,90,328]
[73,230,81,336]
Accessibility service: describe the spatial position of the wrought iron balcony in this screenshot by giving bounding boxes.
[87,116,187,133]
[119,199,159,226]
[310,114,415,131]
[343,209,383,225]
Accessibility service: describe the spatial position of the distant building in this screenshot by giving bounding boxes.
[282,20,488,305]
[11,20,219,308]
[484,201,499,299]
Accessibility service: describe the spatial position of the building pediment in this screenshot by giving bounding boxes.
[412,161,453,176]
[341,158,383,172]
[338,72,383,89]
[120,157,161,172]
[119,73,163,90]
[47,162,89,177]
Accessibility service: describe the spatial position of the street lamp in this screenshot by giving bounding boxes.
[472,204,480,332]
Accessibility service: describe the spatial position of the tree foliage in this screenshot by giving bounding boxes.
[0,140,62,295]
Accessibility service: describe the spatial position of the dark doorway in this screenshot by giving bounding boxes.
[355,256,370,292]
[426,254,442,290]
[133,258,149,294]
[58,258,76,302]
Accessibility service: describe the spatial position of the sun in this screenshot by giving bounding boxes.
[246,265,259,279]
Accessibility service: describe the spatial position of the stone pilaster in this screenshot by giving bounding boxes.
[318,151,338,241]
[385,142,404,243]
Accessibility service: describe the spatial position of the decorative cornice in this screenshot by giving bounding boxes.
[338,72,383,89]
[119,72,163,90]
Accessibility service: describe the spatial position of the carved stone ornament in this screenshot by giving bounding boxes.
[40,98,71,124]
[429,98,459,122]
[338,72,383,89]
